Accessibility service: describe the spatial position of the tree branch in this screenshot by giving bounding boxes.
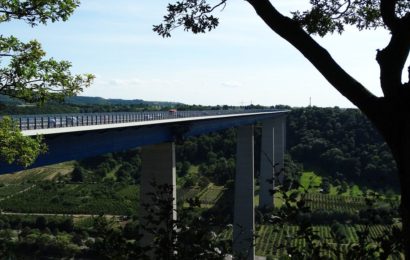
[246,0,378,115]
[331,0,351,20]
[380,0,399,31]
[376,13,410,99]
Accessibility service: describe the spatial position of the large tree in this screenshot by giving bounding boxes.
[0,0,94,166]
[156,0,410,257]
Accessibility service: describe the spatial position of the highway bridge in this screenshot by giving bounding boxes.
[2,109,288,259]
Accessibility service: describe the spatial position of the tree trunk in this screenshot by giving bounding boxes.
[376,104,410,258]
[398,156,410,259]
[392,122,410,259]
[245,0,410,256]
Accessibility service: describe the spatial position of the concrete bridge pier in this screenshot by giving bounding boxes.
[233,125,255,260]
[139,142,177,250]
[259,119,275,209]
[259,117,286,209]
[273,117,285,184]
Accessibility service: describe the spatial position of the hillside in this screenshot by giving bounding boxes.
[287,107,398,191]
[0,105,401,258]
[64,96,181,106]
[0,94,182,114]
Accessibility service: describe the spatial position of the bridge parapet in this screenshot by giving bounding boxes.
[6,109,281,131]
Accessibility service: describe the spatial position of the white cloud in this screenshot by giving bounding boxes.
[221,81,242,88]
[95,77,143,87]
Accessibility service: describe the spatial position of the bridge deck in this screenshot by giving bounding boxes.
[21,110,283,136]
[1,109,289,174]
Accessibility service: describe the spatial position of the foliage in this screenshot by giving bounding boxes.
[153,0,226,37]
[0,116,46,166]
[0,0,94,166]
[287,107,398,190]
[266,170,402,259]
[156,0,410,254]
[155,0,407,37]
[0,0,95,104]
[140,183,229,259]
[291,0,410,36]
[0,183,32,197]
[70,164,85,182]
[0,36,94,104]
[0,0,79,25]
[0,182,139,215]
[77,149,142,183]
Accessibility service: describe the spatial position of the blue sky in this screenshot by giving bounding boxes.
[1,0,407,107]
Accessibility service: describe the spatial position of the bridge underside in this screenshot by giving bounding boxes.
[0,112,285,174]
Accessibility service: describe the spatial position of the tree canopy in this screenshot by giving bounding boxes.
[0,0,94,104]
[0,0,93,166]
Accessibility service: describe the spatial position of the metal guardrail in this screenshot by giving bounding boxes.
[7,109,280,131]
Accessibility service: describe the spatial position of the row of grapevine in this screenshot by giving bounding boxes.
[177,187,201,202]
[254,224,393,257]
[304,193,366,213]
[354,224,390,239]
[0,183,139,215]
[0,184,33,198]
[199,186,225,205]
[178,185,225,205]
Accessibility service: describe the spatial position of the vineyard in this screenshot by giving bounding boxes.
[0,166,401,258]
[0,183,139,215]
[0,183,33,199]
[0,162,74,184]
[178,184,225,207]
[303,193,367,213]
[197,184,225,205]
[221,224,393,257]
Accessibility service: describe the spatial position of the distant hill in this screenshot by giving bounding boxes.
[0,94,182,107]
[65,96,182,106]
[65,96,145,105]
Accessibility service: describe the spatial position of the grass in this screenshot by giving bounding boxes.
[299,172,369,198]
[299,171,322,191]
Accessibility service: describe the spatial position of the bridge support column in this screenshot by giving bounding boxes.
[259,119,275,209]
[233,125,255,260]
[273,117,285,184]
[139,142,176,251]
[259,117,286,209]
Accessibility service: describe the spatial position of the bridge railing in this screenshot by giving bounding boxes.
[7,109,279,131]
